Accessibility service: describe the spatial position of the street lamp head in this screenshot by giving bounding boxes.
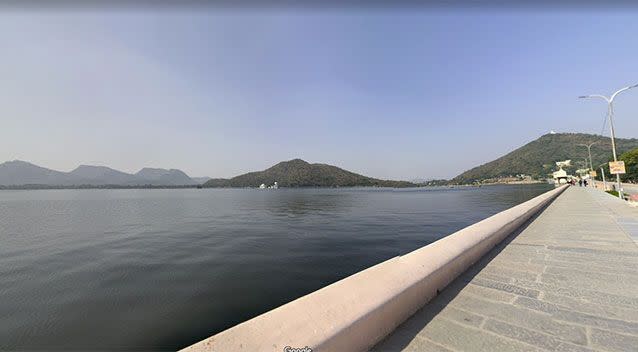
[579,94,610,102]
[610,84,638,101]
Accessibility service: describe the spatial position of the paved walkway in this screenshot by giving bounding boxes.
[588,187,638,245]
[373,187,638,352]
[621,183,638,197]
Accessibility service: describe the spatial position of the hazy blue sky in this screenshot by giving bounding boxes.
[1,8,637,179]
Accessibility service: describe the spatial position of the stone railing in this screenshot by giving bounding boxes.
[182,185,568,352]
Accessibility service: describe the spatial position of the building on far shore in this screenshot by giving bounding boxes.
[552,160,572,184]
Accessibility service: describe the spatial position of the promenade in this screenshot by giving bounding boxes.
[373,187,638,352]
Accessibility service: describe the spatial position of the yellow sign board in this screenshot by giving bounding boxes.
[609,161,626,175]
[590,170,597,177]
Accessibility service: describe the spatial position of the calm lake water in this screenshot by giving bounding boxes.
[0,184,552,350]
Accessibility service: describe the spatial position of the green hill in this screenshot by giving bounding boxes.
[452,133,638,184]
[203,159,416,188]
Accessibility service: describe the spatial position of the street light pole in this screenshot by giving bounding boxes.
[577,142,596,187]
[577,142,596,171]
[579,83,638,198]
[597,163,608,191]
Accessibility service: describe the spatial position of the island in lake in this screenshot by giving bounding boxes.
[203,159,416,188]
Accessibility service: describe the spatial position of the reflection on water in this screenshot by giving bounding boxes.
[0,184,552,351]
[253,190,355,216]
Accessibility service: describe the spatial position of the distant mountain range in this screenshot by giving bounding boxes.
[0,160,209,186]
[452,133,638,183]
[191,177,212,184]
[9,133,629,188]
[204,159,416,188]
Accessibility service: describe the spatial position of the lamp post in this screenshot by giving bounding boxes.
[579,83,638,198]
[584,158,590,174]
[577,142,596,171]
[598,163,608,191]
[577,142,596,187]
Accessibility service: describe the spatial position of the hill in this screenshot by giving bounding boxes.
[135,168,197,185]
[191,177,212,184]
[203,159,416,188]
[0,160,76,186]
[70,165,140,185]
[0,160,200,186]
[452,133,638,184]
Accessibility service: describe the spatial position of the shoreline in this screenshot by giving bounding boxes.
[0,183,549,191]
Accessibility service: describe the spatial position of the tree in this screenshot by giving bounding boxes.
[620,147,638,182]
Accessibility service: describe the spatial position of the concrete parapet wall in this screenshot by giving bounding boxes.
[182,185,568,352]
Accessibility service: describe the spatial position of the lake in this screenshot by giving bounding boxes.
[0,184,552,350]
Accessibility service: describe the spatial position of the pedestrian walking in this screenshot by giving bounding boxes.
[584,179,588,187]
[579,179,583,187]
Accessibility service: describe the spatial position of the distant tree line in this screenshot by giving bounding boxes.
[595,147,638,183]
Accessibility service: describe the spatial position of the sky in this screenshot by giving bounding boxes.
[1,7,638,180]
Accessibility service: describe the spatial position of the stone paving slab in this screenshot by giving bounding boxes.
[373,187,638,352]
[587,188,638,245]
